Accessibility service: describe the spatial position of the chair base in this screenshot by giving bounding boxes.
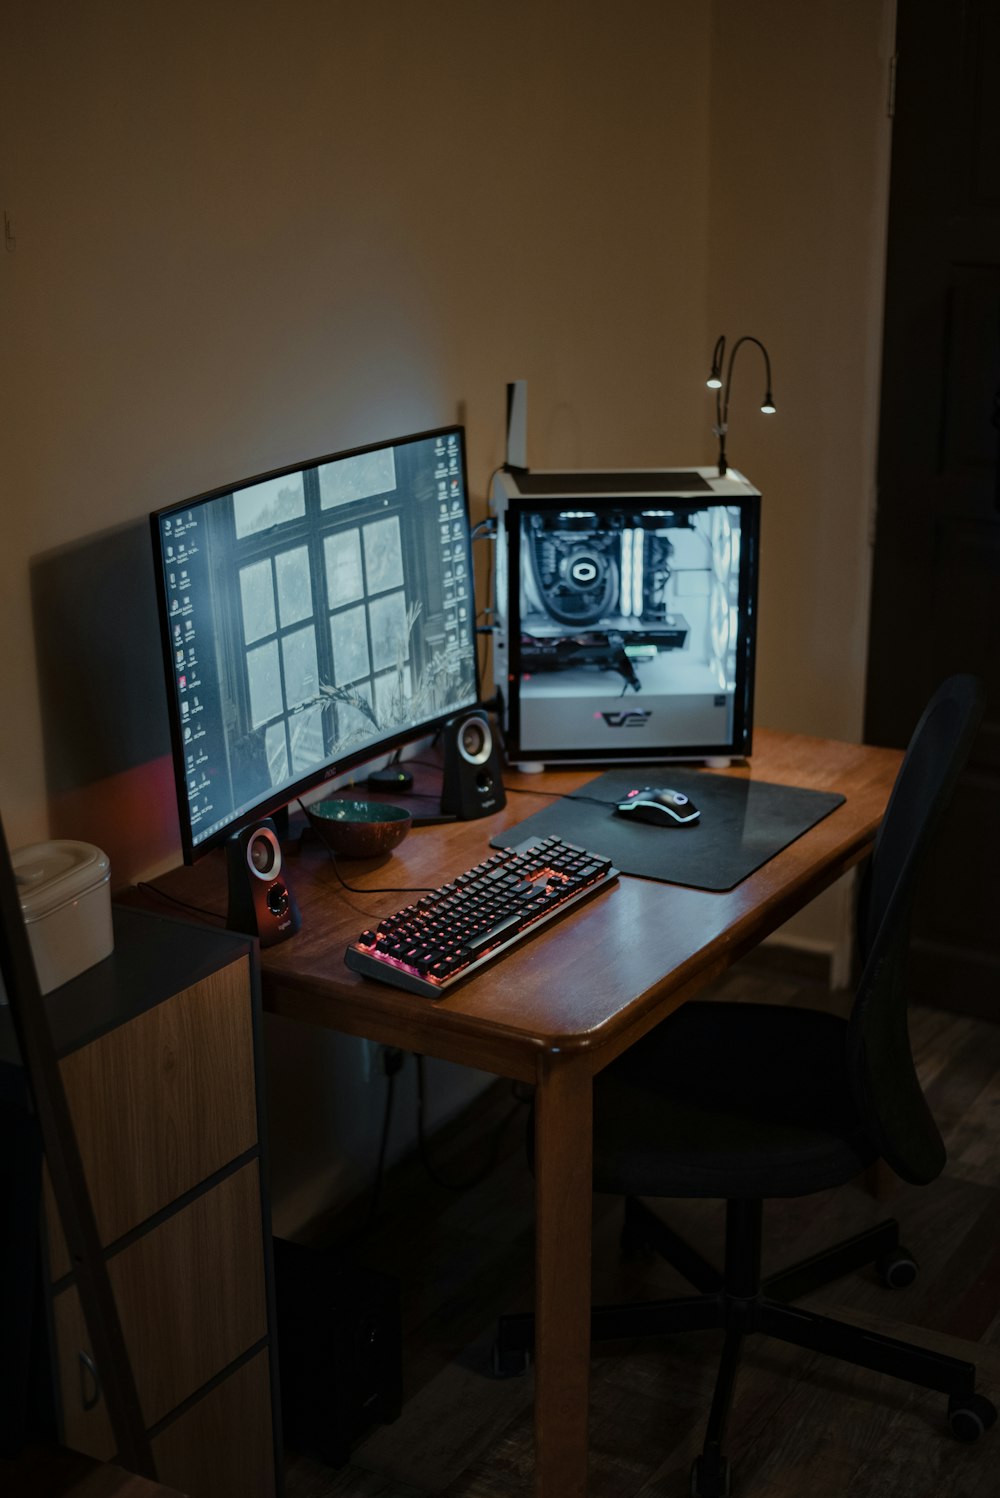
[493,1198,996,1489]
[623,1195,915,1304]
[495,1286,981,1399]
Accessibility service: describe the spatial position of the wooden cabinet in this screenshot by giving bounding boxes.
[39,906,279,1498]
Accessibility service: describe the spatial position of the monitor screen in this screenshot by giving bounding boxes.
[151,426,480,860]
[491,471,760,763]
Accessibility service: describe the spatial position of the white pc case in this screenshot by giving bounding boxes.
[490,465,761,767]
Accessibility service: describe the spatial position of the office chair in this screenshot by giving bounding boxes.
[495,674,996,1497]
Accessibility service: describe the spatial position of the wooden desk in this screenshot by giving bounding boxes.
[149,729,902,1497]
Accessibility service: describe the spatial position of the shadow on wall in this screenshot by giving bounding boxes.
[30,520,181,885]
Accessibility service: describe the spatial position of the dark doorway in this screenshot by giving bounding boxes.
[864,0,1000,1017]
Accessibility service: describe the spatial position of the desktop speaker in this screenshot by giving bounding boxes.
[439,710,506,821]
[226,819,301,947]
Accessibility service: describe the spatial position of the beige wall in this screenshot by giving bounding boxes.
[708,0,895,957]
[2,0,893,1224]
[1,0,712,866]
[709,0,894,739]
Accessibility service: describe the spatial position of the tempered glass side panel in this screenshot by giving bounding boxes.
[151,427,479,859]
[507,496,758,761]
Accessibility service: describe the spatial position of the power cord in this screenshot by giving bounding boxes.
[363,1055,530,1232]
[135,882,226,922]
[473,468,501,682]
[415,1055,529,1191]
[293,798,436,895]
[366,1049,404,1228]
[320,845,436,897]
[503,785,621,809]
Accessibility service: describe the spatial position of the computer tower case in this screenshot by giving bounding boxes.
[273,1237,401,1467]
[490,466,761,766]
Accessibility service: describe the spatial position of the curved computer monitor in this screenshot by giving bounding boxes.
[150,425,480,862]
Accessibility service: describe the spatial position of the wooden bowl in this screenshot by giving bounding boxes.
[304,799,412,859]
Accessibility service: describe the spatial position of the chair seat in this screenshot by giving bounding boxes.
[593,1002,878,1200]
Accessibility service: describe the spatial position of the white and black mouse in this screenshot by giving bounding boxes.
[614,787,700,827]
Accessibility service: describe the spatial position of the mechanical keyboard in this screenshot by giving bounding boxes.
[344,834,618,997]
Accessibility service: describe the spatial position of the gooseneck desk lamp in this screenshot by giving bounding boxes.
[707,334,776,476]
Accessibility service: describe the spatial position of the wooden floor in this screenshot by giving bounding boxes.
[284,951,1000,1498]
[0,1444,187,1498]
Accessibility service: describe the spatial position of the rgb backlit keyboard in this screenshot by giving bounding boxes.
[344,834,618,997]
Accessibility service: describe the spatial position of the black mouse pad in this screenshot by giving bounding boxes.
[491,767,845,892]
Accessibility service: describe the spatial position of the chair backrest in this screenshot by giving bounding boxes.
[848,674,985,1185]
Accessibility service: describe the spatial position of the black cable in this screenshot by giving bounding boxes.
[503,785,621,809]
[366,1067,397,1227]
[135,882,227,922]
[415,1055,527,1191]
[293,797,435,895]
[474,466,502,684]
[322,846,436,897]
[481,465,503,513]
[475,611,496,691]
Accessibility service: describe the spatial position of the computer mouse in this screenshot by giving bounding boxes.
[614,787,700,826]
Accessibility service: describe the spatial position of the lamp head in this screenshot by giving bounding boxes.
[760,392,776,415]
[706,334,725,389]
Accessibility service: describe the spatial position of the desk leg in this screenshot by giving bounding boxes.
[533,1053,593,1498]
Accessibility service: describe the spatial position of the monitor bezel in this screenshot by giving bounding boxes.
[150,424,482,864]
[502,490,760,765]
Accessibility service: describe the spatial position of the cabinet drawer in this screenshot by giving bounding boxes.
[51,1286,115,1461]
[53,1161,267,1441]
[53,1330,275,1498]
[153,1349,275,1498]
[46,956,257,1276]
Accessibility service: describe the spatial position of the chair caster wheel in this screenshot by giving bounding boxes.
[948,1393,997,1443]
[690,1454,732,1497]
[875,1246,918,1289]
[491,1341,531,1378]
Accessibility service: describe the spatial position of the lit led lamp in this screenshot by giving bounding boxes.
[707,335,776,476]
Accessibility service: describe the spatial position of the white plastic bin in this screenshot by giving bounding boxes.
[12,840,113,994]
